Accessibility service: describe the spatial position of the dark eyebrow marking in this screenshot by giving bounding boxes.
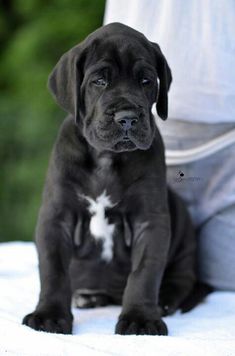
[82,62,114,85]
[132,59,156,72]
[85,61,113,75]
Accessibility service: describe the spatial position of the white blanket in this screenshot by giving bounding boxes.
[0,242,235,356]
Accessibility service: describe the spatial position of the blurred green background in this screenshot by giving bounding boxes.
[0,0,106,242]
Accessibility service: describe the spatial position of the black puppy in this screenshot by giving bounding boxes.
[23,23,201,335]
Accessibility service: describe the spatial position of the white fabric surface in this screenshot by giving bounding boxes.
[104,0,235,123]
[0,242,235,356]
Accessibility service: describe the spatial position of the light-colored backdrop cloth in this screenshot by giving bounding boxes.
[1,242,235,356]
[157,118,235,291]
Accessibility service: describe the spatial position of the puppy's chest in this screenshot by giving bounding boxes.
[76,156,125,262]
[85,154,123,205]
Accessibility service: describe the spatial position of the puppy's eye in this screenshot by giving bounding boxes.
[141,78,151,85]
[93,78,107,86]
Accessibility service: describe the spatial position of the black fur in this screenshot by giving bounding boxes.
[22,23,202,336]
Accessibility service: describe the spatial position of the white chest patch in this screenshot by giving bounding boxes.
[85,191,115,262]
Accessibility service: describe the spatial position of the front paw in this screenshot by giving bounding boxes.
[115,313,168,335]
[22,309,73,334]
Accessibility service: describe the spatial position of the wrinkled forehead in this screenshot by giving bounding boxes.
[84,35,156,74]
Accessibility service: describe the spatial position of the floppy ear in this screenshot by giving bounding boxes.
[151,42,172,120]
[48,45,85,123]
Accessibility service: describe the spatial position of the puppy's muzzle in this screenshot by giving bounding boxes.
[114,110,138,138]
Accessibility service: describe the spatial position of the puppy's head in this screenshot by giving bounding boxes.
[48,23,172,152]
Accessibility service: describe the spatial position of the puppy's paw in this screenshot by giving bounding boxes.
[22,310,73,334]
[115,314,168,335]
[159,284,191,316]
[159,297,178,316]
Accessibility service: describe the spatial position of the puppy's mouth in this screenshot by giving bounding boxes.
[112,131,136,150]
[113,138,137,151]
[91,128,152,152]
[122,134,131,142]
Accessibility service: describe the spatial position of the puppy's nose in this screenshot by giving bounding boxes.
[114,111,138,131]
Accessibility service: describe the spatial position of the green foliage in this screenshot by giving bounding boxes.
[0,0,106,241]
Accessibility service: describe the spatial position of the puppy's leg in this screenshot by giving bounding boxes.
[159,189,197,316]
[23,207,74,334]
[115,215,170,335]
[159,233,196,315]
